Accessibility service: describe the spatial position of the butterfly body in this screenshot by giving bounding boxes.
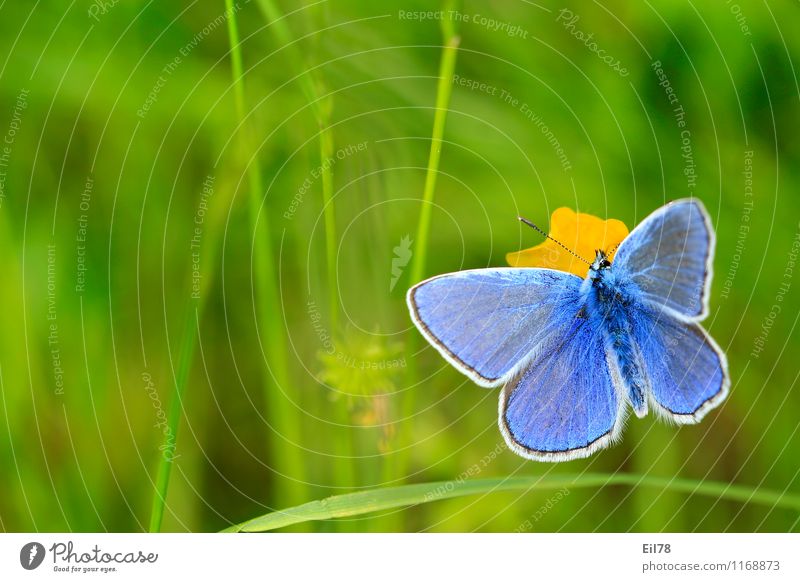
[408,199,729,462]
[582,252,650,417]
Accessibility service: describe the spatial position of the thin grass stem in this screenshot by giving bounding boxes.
[148,311,196,532]
[407,38,460,286]
[400,2,461,486]
[255,1,355,520]
[256,0,339,330]
[224,0,307,509]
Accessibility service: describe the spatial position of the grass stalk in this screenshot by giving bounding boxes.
[148,175,233,531]
[148,311,197,532]
[407,35,460,287]
[148,173,240,530]
[400,2,461,483]
[222,473,800,532]
[256,0,339,330]
[255,0,354,514]
[224,0,307,509]
[318,122,338,330]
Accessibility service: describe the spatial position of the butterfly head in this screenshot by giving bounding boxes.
[590,249,612,272]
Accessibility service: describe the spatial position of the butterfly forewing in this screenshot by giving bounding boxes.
[613,199,713,321]
[407,268,584,386]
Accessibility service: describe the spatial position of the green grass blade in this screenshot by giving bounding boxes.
[318,121,338,330]
[400,0,461,493]
[256,2,364,527]
[255,0,323,119]
[407,32,460,286]
[221,473,800,532]
[256,0,339,329]
[148,175,231,531]
[224,0,307,508]
[148,311,197,532]
[256,0,352,523]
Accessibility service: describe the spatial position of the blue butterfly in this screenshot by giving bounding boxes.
[407,199,729,462]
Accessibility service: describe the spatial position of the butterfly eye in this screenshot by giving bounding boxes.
[600,259,612,269]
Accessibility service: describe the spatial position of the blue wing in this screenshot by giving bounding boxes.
[499,316,623,461]
[614,199,714,321]
[630,303,729,423]
[407,268,583,387]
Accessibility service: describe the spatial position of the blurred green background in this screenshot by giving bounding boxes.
[0,0,798,532]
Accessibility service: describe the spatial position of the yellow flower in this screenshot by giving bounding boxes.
[506,207,629,277]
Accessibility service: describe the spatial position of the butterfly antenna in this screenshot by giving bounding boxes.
[518,216,592,266]
[606,240,622,258]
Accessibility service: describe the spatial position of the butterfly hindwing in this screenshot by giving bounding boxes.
[407,268,583,386]
[630,303,730,423]
[614,199,713,321]
[499,315,622,461]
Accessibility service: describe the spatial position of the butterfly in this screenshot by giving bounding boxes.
[407,199,729,462]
